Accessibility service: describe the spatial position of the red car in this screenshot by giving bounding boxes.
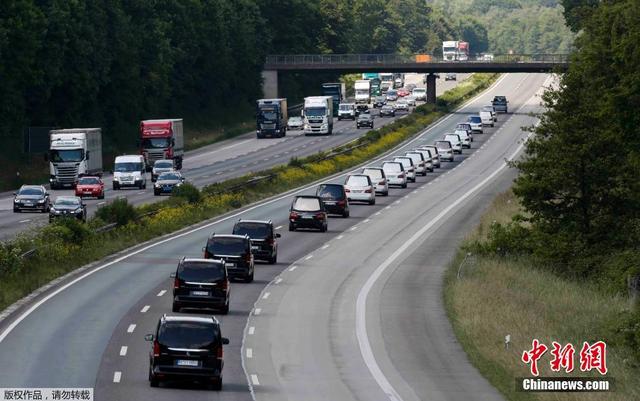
[75,176,105,199]
[397,88,410,97]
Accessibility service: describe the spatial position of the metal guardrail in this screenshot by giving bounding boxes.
[266,53,570,66]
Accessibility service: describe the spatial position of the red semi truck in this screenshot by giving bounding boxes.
[139,119,184,171]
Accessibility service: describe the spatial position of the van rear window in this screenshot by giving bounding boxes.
[158,322,219,349]
[178,262,225,283]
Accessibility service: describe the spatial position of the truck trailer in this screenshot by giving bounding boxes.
[48,128,102,189]
[354,80,371,104]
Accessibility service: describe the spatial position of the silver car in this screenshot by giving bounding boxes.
[467,115,484,133]
[382,161,407,188]
[454,129,472,148]
[361,167,389,196]
[393,157,416,182]
[435,141,454,162]
[413,148,434,172]
[404,152,428,176]
[344,174,376,205]
[482,105,497,122]
[443,134,463,154]
[152,159,175,182]
[420,145,441,168]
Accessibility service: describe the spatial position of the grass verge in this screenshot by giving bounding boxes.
[444,190,640,401]
[0,73,499,312]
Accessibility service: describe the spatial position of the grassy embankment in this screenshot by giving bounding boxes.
[444,190,640,401]
[0,73,499,312]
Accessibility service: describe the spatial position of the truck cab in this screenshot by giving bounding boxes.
[48,128,102,189]
[140,119,184,171]
[303,96,334,136]
[256,98,288,138]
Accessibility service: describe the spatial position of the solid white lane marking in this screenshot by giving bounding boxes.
[119,346,128,356]
[113,371,122,383]
[251,374,260,385]
[275,225,283,230]
[254,308,262,315]
[137,191,145,195]
[262,292,270,300]
[248,326,255,335]
[98,201,106,205]
[305,255,313,260]
[289,265,298,271]
[140,305,150,313]
[127,324,136,333]
[19,219,30,223]
[246,348,253,358]
[157,290,166,297]
[275,278,283,284]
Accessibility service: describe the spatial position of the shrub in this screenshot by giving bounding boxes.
[172,182,201,204]
[94,198,137,226]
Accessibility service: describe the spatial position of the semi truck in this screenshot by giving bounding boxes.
[379,73,394,93]
[354,80,371,104]
[256,98,288,138]
[140,119,184,171]
[393,73,405,89]
[303,96,333,135]
[48,128,102,189]
[443,41,459,61]
[370,78,382,97]
[458,41,470,61]
[321,83,346,117]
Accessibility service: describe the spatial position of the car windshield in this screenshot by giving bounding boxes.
[304,107,326,117]
[469,116,482,123]
[362,168,383,180]
[289,117,302,123]
[178,262,225,283]
[383,162,402,172]
[260,111,277,121]
[387,91,397,96]
[293,197,321,211]
[358,115,371,120]
[317,185,345,200]
[50,149,84,163]
[154,161,173,169]
[233,223,270,239]
[494,96,506,102]
[158,321,218,349]
[413,89,425,94]
[346,175,370,186]
[158,173,180,181]
[207,237,246,256]
[436,141,451,149]
[457,124,470,130]
[339,105,352,111]
[115,162,142,172]
[455,130,468,138]
[418,149,432,158]
[18,187,44,196]
[54,198,80,206]
[78,177,99,185]
[141,138,170,149]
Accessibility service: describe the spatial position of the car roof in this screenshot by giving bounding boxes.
[209,234,249,240]
[319,183,344,187]
[161,314,219,325]
[182,257,223,264]
[115,155,143,162]
[363,166,383,170]
[78,175,101,179]
[19,185,45,190]
[235,219,272,225]
[295,195,321,199]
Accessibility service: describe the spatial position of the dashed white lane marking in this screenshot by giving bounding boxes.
[140,305,150,313]
[350,226,358,231]
[251,374,260,385]
[19,219,30,223]
[375,212,381,216]
[242,164,248,168]
[262,292,270,300]
[157,290,166,297]
[113,371,122,383]
[127,324,136,333]
[385,206,391,210]
[275,225,283,230]
[289,265,298,271]
[137,191,145,195]
[248,326,255,335]
[321,244,330,250]
[305,255,313,260]
[275,278,283,284]
[275,154,281,157]
[98,201,106,205]
[363,219,370,223]
[216,172,222,175]
[119,346,128,356]
[246,348,253,358]
[337,235,344,240]
[254,308,262,315]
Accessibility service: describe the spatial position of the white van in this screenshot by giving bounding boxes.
[412,88,427,101]
[113,155,147,190]
[480,111,495,127]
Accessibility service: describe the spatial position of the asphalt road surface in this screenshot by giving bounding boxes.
[0,73,551,401]
[0,74,466,241]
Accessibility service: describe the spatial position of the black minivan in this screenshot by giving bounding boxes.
[146,315,229,390]
[171,258,230,314]
[289,195,328,232]
[204,234,254,282]
[316,183,349,218]
[232,219,280,264]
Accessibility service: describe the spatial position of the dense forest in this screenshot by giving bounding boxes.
[0,0,501,166]
[430,0,575,54]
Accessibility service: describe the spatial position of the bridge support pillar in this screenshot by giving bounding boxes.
[262,70,278,99]
[426,73,437,104]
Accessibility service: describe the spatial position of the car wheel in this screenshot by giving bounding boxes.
[154,191,159,196]
[343,210,350,218]
[113,183,119,190]
[383,191,389,196]
[149,369,159,387]
[369,198,376,205]
[289,223,295,232]
[320,223,327,233]
[245,269,254,283]
[269,253,277,264]
[210,377,222,391]
[401,183,407,188]
[99,194,104,200]
[220,301,229,315]
[172,303,180,313]
[13,208,20,213]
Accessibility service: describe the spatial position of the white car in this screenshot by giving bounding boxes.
[479,111,494,127]
[443,134,463,154]
[482,105,497,122]
[413,148,434,172]
[344,174,376,205]
[382,161,407,188]
[420,145,441,168]
[412,88,426,101]
[395,100,409,112]
[151,159,175,182]
[404,152,427,176]
[338,103,356,120]
[454,129,472,148]
[404,96,417,107]
[287,116,303,130]
[435,140,455,161]
[393,157,416,182]
[362,167,389,196]
[467,115,484,133]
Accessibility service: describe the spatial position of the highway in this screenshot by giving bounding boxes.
[0,74,465,241]
[0,73,551,401]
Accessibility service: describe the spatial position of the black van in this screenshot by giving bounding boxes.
[316,183,349,218]
[146,315,229,390]
[232,219,280,264]
[204,234,254,282]
[171,258,229,314]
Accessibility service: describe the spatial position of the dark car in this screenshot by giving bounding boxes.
[232,220,280,264]
[356,104,370,115]
[456,123,473,136]
[289,195,327,232]
[316,183,349,218]
[13,185,49,213]
[49,196,86,222]
[171,258,230,314]
[154,171,185,196]
[203,234,254,282]
[380,105,396,117]
[356,114,374,129]
[372,96,386,108]
[146,315,229,390]
[445,73,457,81]
[492,95,508,113]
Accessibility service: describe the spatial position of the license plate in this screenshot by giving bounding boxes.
[226,263,236,267]
[353,190,363,193]
[301,216,313,219]
[176,359,199,367]
[324,201,336,205]
[251,246,260,251]
[84,191,92,195]
[190,291,209,296]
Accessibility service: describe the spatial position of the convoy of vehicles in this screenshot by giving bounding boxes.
[140,119,184,170]
[48,128,103,189]
[232,219,280,264]
[289,195,328,232]
[203,234,255,282]
[303,96,334,135]
[170,258,230,314]
[344,174,376,205]
[256,99,288,138]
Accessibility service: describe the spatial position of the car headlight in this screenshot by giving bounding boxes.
[304,124,310,130]
[75,208,83,214]
[14,199,19,203]
[113,177,119,182]
[37,199,45,203]
[53,209,61,214]
[176,182,183,187]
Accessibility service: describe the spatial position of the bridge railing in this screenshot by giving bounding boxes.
[265,53,570,65]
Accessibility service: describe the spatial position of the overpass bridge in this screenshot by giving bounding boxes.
[262,53,569,101]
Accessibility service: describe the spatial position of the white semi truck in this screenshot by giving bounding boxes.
[303,96,334,135]
[354,80,371,104]
[48,128,102,189]
[443,41,459,61]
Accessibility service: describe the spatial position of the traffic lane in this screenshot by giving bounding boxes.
[243,75,547,401]
[0,73,509,391]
